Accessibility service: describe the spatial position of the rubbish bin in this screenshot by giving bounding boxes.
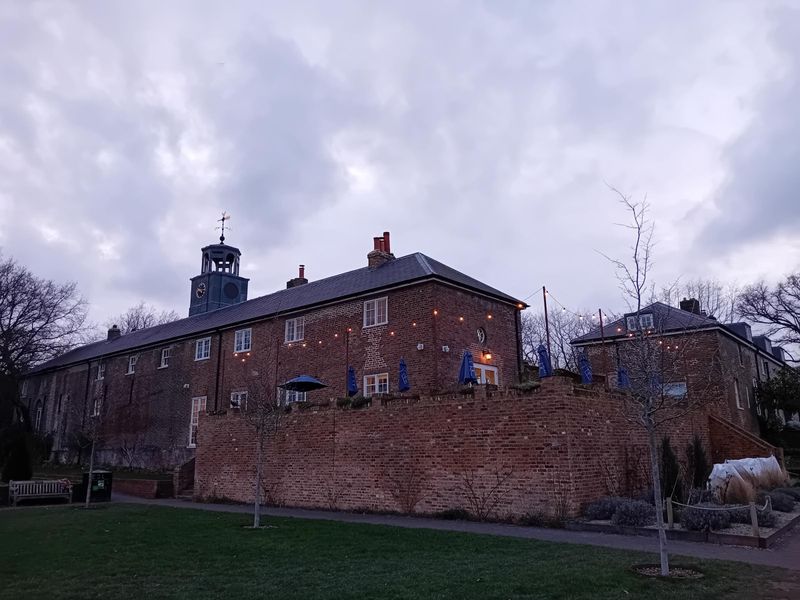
[81,470,113,502]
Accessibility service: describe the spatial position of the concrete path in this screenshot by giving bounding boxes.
[113,493,800,571]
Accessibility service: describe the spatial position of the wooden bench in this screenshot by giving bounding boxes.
[9,479,72,507]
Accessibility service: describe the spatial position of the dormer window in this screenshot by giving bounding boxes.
[626,313,654,331]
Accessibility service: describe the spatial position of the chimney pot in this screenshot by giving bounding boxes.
[299,264,305,279]
[367,231,396,269]
[383,231,391,254]
[107,324,121,341]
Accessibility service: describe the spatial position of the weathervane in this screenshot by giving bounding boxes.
[216,211,231,243]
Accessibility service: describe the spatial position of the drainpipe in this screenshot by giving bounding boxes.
[213,329,224,412]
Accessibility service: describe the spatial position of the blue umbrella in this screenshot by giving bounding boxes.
[578,351,593,384]
[347,366,358,397]
[537,344,553,378]
[398,359,411,392]
[280,375,328,392]
[458,350,478,385]
[617,367,630,389]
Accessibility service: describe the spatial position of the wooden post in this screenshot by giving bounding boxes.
[666,497,674,530]
[749,502,760,538]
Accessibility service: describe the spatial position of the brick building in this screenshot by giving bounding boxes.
[571,298,791,436]
[20,232,526,470]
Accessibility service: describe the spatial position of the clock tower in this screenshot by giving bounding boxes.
[189,239,249,316]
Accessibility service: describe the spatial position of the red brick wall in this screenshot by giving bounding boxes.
[23,280,522,470]
[708,415,784,466]
[195,377,726,518]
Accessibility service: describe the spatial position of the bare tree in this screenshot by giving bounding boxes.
[240,345,285,528]
[521,310,595,371]
[602,188,724,577]
[658,279,740,323]
[104,301,180,335]
[737,274,800,351]
[0,253,89,428]
[71,388,106,509]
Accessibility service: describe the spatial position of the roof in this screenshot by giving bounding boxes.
[571,301,788,365]
[572,302,719,345]
[28,252,524,374]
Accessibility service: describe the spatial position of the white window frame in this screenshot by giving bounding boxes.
[734,378,743,410]
[126,355,138,375]
[230,390,248,410]
[159,347,171,369]
[279,388,307,405]
[92,396,102,417]
[474,364,499,385]
[364,373,389,397]
[363,297,388,328]
[234,328,252,352]
[35,404,43,431]
[97,362,106,380]
[189,396,207,447]
[284,318,304,343]
[662,381,687,399]
[195,337,211,361]
[21,380,28,396]
[639,314,654,329]
[626,316,637,331]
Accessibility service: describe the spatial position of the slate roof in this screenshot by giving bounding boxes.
[29,252,524,374]
[571,301,722,344]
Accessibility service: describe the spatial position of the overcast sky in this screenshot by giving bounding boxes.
[2,1,799,326]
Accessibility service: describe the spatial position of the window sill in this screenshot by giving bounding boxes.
[194,357,210,362]
[362,322,387,329]
[234,348,252,354]
[284,340,304,345]
[158,365,169,369]
[187,444,196,449]
[125,372,135,376]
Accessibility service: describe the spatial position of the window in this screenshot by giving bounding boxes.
[284,318,304,343]
[189,396,207,447]
[126,355,138,375]
[34,403,43,432]
[474,364,499,385]
[279,388,307,405]
[763,361,770,380]
[195,337,211,361]
[20,380,28,397]
[230,390,248,410]
[662,382,687,399]
[626,314,654,331]
[738,345,744,365]
[159,348,171,368]
[363,297,388,328]
[92,396,102,417]
[97,362,106,380]
[364,373,389,396]
[734,378,743,410]
[234,328,252,352]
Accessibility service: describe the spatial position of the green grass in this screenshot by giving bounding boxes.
[0,504,795,600]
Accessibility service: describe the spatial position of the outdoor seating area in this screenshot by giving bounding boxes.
[9,479,72,507]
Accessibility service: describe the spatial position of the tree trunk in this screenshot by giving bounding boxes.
[253,434,264,528]
[84,438,95,509]
[647,426,669,576]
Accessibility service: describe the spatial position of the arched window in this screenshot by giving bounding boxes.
[34,402,43,432]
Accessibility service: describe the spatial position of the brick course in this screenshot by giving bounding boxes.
[195,376,777,518]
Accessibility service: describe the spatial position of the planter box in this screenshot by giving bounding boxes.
[567,511,800,549]
[114,478,174,499]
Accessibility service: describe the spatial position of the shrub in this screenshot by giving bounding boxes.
[435,508,471,521]
[350,396,370,409]
[518,511,564,528]
[727,506,777,528]
[336,398,352,408]
[660,436,683,501]
[686,435,711,489]
[773,487,800,501]
[761,491,796,513]
[680,504,731,531]
[583,496,628,521]
[611,500,655,527]
[1,432,33,482]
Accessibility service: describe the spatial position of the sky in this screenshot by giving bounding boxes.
[1,0,799,326]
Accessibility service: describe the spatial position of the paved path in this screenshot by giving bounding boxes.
[113,493,800,571]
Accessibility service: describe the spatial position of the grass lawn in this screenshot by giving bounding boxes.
[1,504,796,600]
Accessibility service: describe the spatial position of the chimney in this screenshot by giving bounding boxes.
[367,231,395,269]
[286,264,309,289]
[679,297,701,315]
[107,325,121,341]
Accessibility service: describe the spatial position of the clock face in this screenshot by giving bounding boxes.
[477,327,487,344]
[195,282,207,298]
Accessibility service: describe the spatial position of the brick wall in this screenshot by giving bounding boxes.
[708,414,784,466]
[22,280,522,470]
[196,376,750,518]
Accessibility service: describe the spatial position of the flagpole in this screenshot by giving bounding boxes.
[543,286,552,360]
